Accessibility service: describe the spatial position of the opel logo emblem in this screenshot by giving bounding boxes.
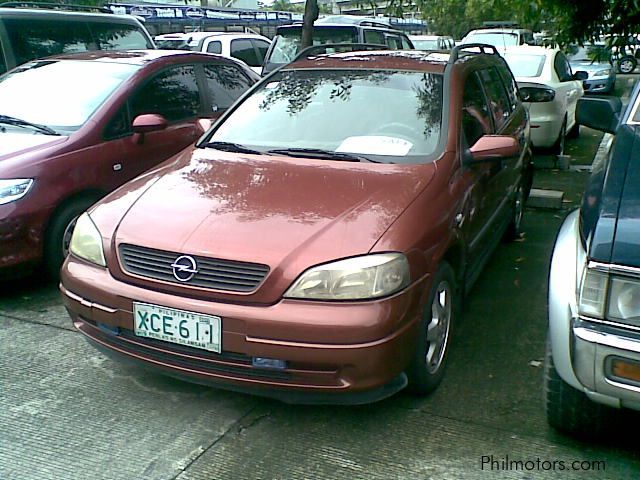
[171,255,198,282]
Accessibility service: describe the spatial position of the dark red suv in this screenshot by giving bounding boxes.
[0,50,259,278]
[61,45,531,404]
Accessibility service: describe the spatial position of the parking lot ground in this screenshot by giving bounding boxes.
[2,77,640,480]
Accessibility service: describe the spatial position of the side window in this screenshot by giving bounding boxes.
[497,64,518,113]
[230,39,259,67]
[130,65,200,122]
[462,72,493,146]
[401,36,413,50]
[206,40,222,54]
[0,39,7,75]
[363,29,385,45]
[479,67,511,130]
[89,23,153,50]
[385,34,402,49]
[4,18,93,66]
[554,52,572,81]
[252,39,270,64]
[104,105,131,140]
[203,63,254,112]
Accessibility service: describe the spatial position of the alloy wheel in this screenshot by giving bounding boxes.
[425,280,452,374]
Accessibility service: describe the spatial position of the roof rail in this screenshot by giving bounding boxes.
[482,21,519,28]
[0,2,112,13]
[292,43,388,62]
[449,43,499,63]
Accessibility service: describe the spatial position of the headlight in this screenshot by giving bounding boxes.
[69,212,106,267]
[0,179,33,205]
[608,277,640,326]
[594,68,611,77]
[284,253,410,300]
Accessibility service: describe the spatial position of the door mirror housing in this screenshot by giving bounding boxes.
[573,70,589,81]
[576,96,622,134]
[467,135,520,163]
[132,114,168,134]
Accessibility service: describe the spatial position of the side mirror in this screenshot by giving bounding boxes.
[576,96,622,134]
[132,113,168,134]
[196,118,213,134]
[468,135,520,162]
[573,70,589,81]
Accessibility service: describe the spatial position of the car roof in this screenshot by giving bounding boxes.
[46,49,240,65]
[502,45,557,55]
[410,35,452,40]
[155,32,268,41]
[466,28,529,35]
[0,7,138,22]
[285,50,454,73]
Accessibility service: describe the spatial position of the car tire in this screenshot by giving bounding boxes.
[544,337,610,438]
[618,55,637,74]
[44,198,96,279]
[552,119,567,156]
[406,262,457,395]
[504,182,525,241]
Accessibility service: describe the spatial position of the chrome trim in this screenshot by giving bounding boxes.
[578,314,640,333]
[588,260,640,277]
[574,326,640,353]
[60,285,117,314]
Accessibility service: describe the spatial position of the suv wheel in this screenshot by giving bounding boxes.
[544,337,610,438]
[407,262,457,394]
[618,55,637,74]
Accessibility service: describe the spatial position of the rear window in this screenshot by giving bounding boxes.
[89,22,152,50]
[465,32,519,48]
[503,53,546,77]
[268,26,358,64]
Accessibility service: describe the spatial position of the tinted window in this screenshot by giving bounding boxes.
[269,26,358,64]
[104,105,130,140]
[131,65,200,122]
[554,51,572,81]
[4,18,93,66]
[206,41,222,54]
[497,65,519,113]
[90,23,152,50]
[385,34,402,49]
[252,39,270,63]
[462,72,492,146]
[401,36,413,49]
[231,39,259,67]
[364,30,385,44]
[479,67,511,130]
[203,64,253,112]
[0,40,7,74]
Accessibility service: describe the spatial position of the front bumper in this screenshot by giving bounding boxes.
[0,202,48,273]
[61,255,426,404]
[583,76,616,94]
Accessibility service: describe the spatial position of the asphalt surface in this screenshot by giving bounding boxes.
[2,76,640,480]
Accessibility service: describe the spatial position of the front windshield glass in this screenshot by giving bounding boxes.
[0,60,139,133]
[210,69,444,162]
[566,44,611,63]
[269,26,358,64]
[466,32,519,47]
[156,39,192,50]
[503,53,546,77]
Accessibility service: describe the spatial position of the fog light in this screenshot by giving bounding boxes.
[610,357,640,383]
[252,357,287,370]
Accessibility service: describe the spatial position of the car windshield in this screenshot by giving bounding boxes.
[503,53,546,77]
[268,26,358,64]
[209,69,444,162]
[466,32,519,47]
[0,60,139,133]
[566,44,611,63]
[156,38,192,50]
[412,39,439,50]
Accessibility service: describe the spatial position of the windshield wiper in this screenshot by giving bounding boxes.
[267,148,375,162]
[0,115,60,136]
[202,141,263,155]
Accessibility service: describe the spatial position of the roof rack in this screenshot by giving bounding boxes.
[482,21,519,28]
[0,2,112,13]
[449,43,499,63]
[291,43,388,62]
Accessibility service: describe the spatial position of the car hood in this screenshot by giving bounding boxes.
[0,132,68,159]
[110,148,436,303]
[569,60,611,75]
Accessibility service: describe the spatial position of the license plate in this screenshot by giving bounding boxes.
[133,302,221,353]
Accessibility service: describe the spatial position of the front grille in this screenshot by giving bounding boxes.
[119,243,269,292]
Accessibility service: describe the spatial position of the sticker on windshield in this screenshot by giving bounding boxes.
[265,82,280,89]
[336,136,413,156]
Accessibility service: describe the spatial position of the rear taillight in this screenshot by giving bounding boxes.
[519,87,555,102]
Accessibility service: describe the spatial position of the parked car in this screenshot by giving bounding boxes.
[0,5,155,75]
[610,35,640,74]
[154,32,271,74]
[0,50,259,279]
[262,15,414,75]
[460,27,534,48]
[566,42,616,94]
[502,46,586,155]
[60,45,531,404]
[409,35,455,51]
[546,84,640,437]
